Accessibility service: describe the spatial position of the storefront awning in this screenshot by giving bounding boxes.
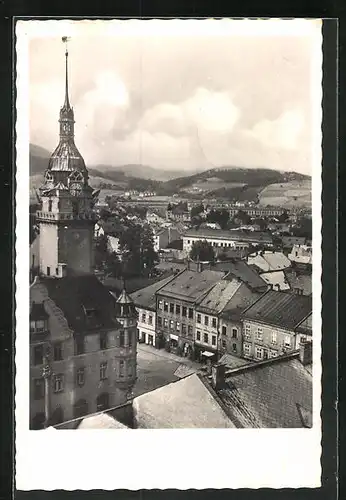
[170,334,179,341]
[201,351,215,358]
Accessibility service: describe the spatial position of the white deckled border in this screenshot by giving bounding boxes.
[15,18,323,490]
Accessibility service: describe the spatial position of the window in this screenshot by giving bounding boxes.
[182,324,187,335]
[176,305,181,315]
[53,342,63,361]
[169,303,174,314]
[204,316,209,326]
[284,335,291,348]
[255,347,263,360]
[76,368,85,387]
[100,362,107,380]
[33,344,44,365]
[243,343,251,355]
[46,266,50,276]
[212,317,217,328]
[148,315,153,325]
[53,374,64,393]
[188,325,193,336]
[55,267,59,275]
[232,343,237,352]
[141,312,146,323]
[196,330,201,341]
[176,321,180,332]
[48,200,52,212]
[212,335,217,346]
[164,318,168,328]
[35,320,46,332]
[245,324,251,339]
[33,378,44,400]
[128,332,133,347]
[204,333,209,343]
[75,337,85,355]
[300,336,306,344]
[119,360,124,378]
[188,308,194,319]
[197,314,201,323]
[164,302,168,312]
[271,331,277,344]
[119,330,125,347]
[182,306,187,317]
[270,350,278,358]
[99,332,108,350]
[157,316,162,327]
[222,325,227,335]
[170,320,174,330]
[232,328,238,339]
[158,300,163,310]
[256,327,263,341]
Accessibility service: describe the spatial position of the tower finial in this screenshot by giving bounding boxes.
[62,36,71,109]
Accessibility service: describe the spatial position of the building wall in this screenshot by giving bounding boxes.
[136,307,156,346]
[242,319,296,361]
[194,311,219,353]
[30,281,137,428]
[156,294,195,350]
[58,224,93,274]
[39,223,59,275]
[219,318,243,357]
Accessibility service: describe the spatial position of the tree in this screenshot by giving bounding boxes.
[119,223,159,278]
[235,210,251,225]
[190,240,215,262]
[190,203,204,218]
[291,217,312,239]
[140,225,159,271]
[278,210,289,223]
[206,209,229,229]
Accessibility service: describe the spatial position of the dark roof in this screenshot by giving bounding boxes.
[157,269,225,302]
[30,302,49,321]
[243,290,312,330]
[217,355,312,428]
[212,260,267,291]
[41,275,119,333]
[116,289,134,305]
[295,313,312,335]
[281,236,306,247]
[130,275,176,310]
[284,269,312,296]
[103,273,173,294]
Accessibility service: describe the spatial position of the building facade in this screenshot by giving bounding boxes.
[30,46,137,429]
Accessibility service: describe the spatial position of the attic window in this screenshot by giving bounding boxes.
[83,306,101,327]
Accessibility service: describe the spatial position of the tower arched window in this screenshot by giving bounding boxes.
[48,200,52,212]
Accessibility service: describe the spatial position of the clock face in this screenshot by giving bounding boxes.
[70,183,82,196]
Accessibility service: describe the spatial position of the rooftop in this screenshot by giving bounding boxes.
[157,269,225,301]
[133,373,235,429]
[247,251,291,272]
[130,275,176,310]
[218,354,312,428]
[260,270,291,291]
[211,260,267,291]
[285,269,312,296]
[196,279,242,314]
[77,413,129,429]
[183,228,273,243]
[243,289,312,330]
[38,274,119,333]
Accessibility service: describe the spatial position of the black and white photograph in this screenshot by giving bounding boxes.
[16,18,322,490]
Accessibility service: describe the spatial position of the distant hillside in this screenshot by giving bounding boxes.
[29,143,310,205]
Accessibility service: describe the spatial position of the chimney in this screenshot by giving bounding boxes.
[299,341,312,366]
[211,363,226,391]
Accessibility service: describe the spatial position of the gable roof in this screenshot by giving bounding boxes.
[243,289,312,330]
[41,275,119,333]
[247,251,291,272]
[130,275,176,310]
[196,279,242,314]
[133,373,235,428]
[260,270,291,291]
[217,355,312,428]
[212,260,267,290]
[157,269,225,302]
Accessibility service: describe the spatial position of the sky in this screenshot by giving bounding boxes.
[29,21,321,174]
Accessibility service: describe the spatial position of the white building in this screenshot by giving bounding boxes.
[288,245,312,266]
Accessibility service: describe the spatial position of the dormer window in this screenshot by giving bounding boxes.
[83,306,101,328]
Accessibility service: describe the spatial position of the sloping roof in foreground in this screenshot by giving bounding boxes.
[133,373,235,429]
[130,275,176,310]
[218,356,312,428]
[77,413,129,429]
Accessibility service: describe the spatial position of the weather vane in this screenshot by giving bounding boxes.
[62,36,71,55]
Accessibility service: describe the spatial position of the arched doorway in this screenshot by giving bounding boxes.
[31,412,45,430]
[74,399,88,419]
[50,406,64,426]
[96,392,109,412]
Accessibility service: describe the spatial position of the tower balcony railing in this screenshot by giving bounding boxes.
[36,211,97,222]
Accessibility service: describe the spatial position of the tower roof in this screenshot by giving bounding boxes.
[46,38,87,178]
[116,288,134,305]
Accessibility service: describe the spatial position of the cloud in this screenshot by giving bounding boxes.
[246,110,305,150]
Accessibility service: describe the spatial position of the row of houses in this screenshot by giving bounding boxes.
[130,262,312,364]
